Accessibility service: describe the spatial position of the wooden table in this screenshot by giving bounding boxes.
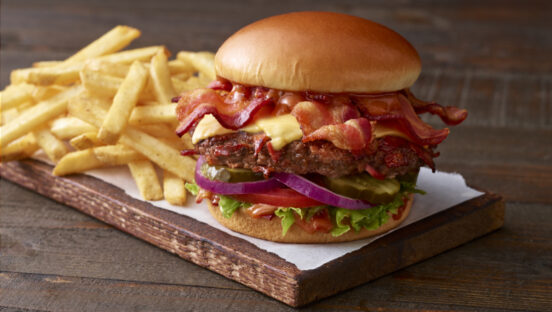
[1,0,551,310]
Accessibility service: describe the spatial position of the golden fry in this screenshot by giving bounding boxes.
[67,93,107,128]
[84,59,130,78]
[150,50,176,104]
[163,170,187,205]
[63,26,140,64]
[137,123,191,151]
[25,62,83,85]
[80,69,123,98]
[0,85,83,147]
[34,127,69,163]
[50,116,98,140]
[176,51,215,80]
[129,104,177,125]
[119,127,196,182]
[98,46,167,64]
[98,61,148,144]
[0,83,34,111]
[69,131,100,150]
[128,159,163,201]
[0,133,38,162]
[168,59,195,75]
[1,108,19,126]
[52,149,104,176]
[32,85,66,102]
[93,144,145,165]
[33,60,63,68]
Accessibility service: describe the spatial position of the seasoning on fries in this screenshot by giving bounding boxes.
[0,25,213,205]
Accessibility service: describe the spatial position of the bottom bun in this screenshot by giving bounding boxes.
[207,194,413,243]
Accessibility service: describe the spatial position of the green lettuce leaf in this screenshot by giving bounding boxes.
[184,182,199,196]
[188,180,425,237]
[218,195,242,218]
[274,207,304,236]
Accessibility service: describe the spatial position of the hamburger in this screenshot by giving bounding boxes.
[175,12,467,243]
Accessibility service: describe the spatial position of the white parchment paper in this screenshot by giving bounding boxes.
[72,163,482,271]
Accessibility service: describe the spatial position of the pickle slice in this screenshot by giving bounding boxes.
[323,173,400,204]
[201,163,263,183]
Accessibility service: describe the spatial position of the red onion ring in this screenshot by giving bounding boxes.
[272,172,375,210]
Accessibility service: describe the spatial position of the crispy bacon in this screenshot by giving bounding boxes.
[176,81,465,160]
[207,78,232,91]
[175,88,273,136]
[355,93,449,146]
[302,118,373,151]
[290,98,360,135]
[180,149,197,156]
[404,89,468,125]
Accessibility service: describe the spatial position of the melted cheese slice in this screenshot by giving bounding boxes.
[191,114,409,150]
[191,114,303,150]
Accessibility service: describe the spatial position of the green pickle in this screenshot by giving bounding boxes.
[201,163,263,183]
[324,173,400,204]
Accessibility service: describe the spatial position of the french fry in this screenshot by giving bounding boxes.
[67,93,107,128]
[168,59,195,75]
[119,127,196,182]
[129,104,177,125]
[137,123,189,150]
[1,108,19,125]
[32,85,66,102]
[63,26,140,64]
[98,46,167,64]
[171,72,193,81]
[0,85,83,147]
[0,133,38,162]
[84,59,130,78]
[16,100,34,113]
[80,69,123,98]
[93,144,145,165]
[23,62,83,86]
[33,60,63,68]
[50,116,98,140]
[0,83,34,111]
[172,76,204,93]
[52,148,104,176]
[34,127,69,162]
[128,159,163,201]
[163,170,187,205]
[73,97,195,182]
[176,51,216,80]
[150,50,176,104]
[69,131,100,150]
[98,61,148,144]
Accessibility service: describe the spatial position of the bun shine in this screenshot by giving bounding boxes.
[215,11,421,93]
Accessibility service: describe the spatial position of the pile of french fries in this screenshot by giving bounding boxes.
[0,26,213,205]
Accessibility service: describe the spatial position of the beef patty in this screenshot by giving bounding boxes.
[196,132,426,179]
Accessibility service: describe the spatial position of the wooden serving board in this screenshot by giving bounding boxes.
[0,159,505,307]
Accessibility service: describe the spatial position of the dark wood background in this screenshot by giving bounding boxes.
[1,0,551,311]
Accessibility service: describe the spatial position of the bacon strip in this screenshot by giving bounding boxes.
[397,94,449,145]
[404,89,468,125]
[355,93,449,146]
[175,88,273,136]
[291,99,360,135]
[302,118,373,151]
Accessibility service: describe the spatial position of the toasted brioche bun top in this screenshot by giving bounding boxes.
[215,11,421,93]
[207,194,413,243]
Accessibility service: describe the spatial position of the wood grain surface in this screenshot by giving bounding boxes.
[1,0,551,311]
